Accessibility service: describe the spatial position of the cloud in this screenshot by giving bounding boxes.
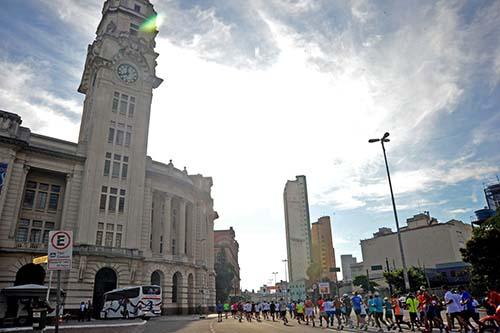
[448,208,470,215]
[0,57,80,139]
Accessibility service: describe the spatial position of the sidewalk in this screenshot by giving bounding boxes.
[0,319,146,332]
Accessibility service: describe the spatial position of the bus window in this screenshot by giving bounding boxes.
[122,287,140,299]
[142,286,160,295]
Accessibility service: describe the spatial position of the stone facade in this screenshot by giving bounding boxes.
[0,0,216,315]
[359,213,472,280]
[283,175,312,283]
[214,227,240,296]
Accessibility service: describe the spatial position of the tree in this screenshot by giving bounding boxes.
[214,250,235,302]
[306,262,322,282]
[461,209,500,292]
[353,275,378,292]
[383,267,427,293]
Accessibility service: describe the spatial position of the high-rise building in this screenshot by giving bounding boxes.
[283,175,312,282]
[311,216,338,282]
[340,254,357,282]
[0,0,217,315]
[214,227,240,296]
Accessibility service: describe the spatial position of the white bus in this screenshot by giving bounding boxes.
[100,285,161,319]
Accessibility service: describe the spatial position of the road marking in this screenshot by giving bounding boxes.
[209,319,216,333]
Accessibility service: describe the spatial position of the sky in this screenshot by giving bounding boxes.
[1,0,499,291]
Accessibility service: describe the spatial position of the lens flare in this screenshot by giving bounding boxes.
[140,14,164,33]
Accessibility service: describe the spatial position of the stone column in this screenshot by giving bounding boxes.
[60,173,73,229]
[152,191,162,254]
[8,163,29,238]
[162,194,171,255]
[178,199,186,255]
[0,151,16,215]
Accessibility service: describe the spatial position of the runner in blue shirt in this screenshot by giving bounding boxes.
[352,292,363,328]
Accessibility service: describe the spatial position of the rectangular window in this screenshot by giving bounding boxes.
[120,100,127,115]
[130,23,139,36]
[128,102,135,117]
[119,197,125,213]
[30,229,41,243]
[39,183,49,191]
[48,193,59,211]
[108,128,115,143]
[106,223,114,231]
[51,185,61,193]
[117,224,123,232]
[96,231,103,246]
[105,232,113,247]
[134,4,141,12]
[125,132,131,147]
[114,154,121,161]
[103,159,111,176]
[110,187,118,195]
[98,222,104,230]
[121,163,128,179]
[108,195,117,212]
[99,194,107,210]
[112,161,120,178]
[27,181,37,189]
[16,227,29,242]
[115,233,122,248]
[23,190,35,208]
[116,130,124,145]
[36,192,47,210]
[112,92,119,112]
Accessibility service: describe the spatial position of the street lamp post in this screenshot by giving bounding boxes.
[272,272,278,300]
[282,259,288,282]
[368,132,411,292]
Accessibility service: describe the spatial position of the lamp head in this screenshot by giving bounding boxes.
[368,139,380,143]
[382,132,390,139]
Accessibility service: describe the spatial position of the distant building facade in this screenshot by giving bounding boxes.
[311,216,338,282]
[341,254,357,281]
[283,175,312,282]
[359,213,472,280]
[0,0,217,315]
[214,227,240,296]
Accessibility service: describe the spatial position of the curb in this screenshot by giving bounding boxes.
[0,320,147,332]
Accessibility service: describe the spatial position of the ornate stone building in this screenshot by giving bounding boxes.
[214,227,240,296]
[0,0,216,315]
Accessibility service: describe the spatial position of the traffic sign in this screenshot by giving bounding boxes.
[318,282,330,295]
[47,231,73,271]
[33,255,48,264]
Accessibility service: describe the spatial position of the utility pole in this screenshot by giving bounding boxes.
[386,257,393,295]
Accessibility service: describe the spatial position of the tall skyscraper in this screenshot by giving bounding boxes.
[311,216,338,282]
[283,175,312,282]
[340,254,357,281]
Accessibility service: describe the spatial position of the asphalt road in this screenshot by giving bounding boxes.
[145,316,371,333]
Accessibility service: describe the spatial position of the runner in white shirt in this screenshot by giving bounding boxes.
[244,302,252,322]
[262,301,270,320]
[254,303,261,321]
[444,286,465,332]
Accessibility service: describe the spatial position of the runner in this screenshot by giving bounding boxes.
[287,301,294,319]
[392,293,411,332]
[373,292,390,332]
[305,297,315,327]
[296,300,304,324]
[216,301,223,322]
[406,293,420,331]
[238,301,244,322]
[460,286,482,331]
[317,297,328,327]
[223,301,230,319]
[262,301,270,320]
[368,294,376,327]
[325,298,335,328]
[384,297,395,329]
[270,301,276,322]
[352,292,363,328]
[343,294,353,328]
[334,296,344,330]
[231,302,238,319]
[279,298,289,325]
[360,298,368,331]
[243,301,252,322]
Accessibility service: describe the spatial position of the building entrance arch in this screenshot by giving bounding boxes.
[15,263,45,286]
[92,268,117,318]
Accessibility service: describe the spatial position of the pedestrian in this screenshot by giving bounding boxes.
[86,300,93,321]
[373,292,390,332]
[223,301,230,319]
[304,297,315,327]
[383,296,395,328]
[333,296,344,330]
[352,292,363,328]
[79,301,86,322]
[343,293,353,328]
[216,301,223,322]
[279,298,289,325]
[296,299,304,324]
[270,300,276,321]
[406,293,420,331]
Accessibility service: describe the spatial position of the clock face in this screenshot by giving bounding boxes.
[117,64,138,83]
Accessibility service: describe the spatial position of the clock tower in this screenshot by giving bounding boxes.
[76,0,162,248]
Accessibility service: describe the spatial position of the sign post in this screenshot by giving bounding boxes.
[47,231,73,333]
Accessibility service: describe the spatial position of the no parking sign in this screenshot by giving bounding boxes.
[47,231,73,271]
